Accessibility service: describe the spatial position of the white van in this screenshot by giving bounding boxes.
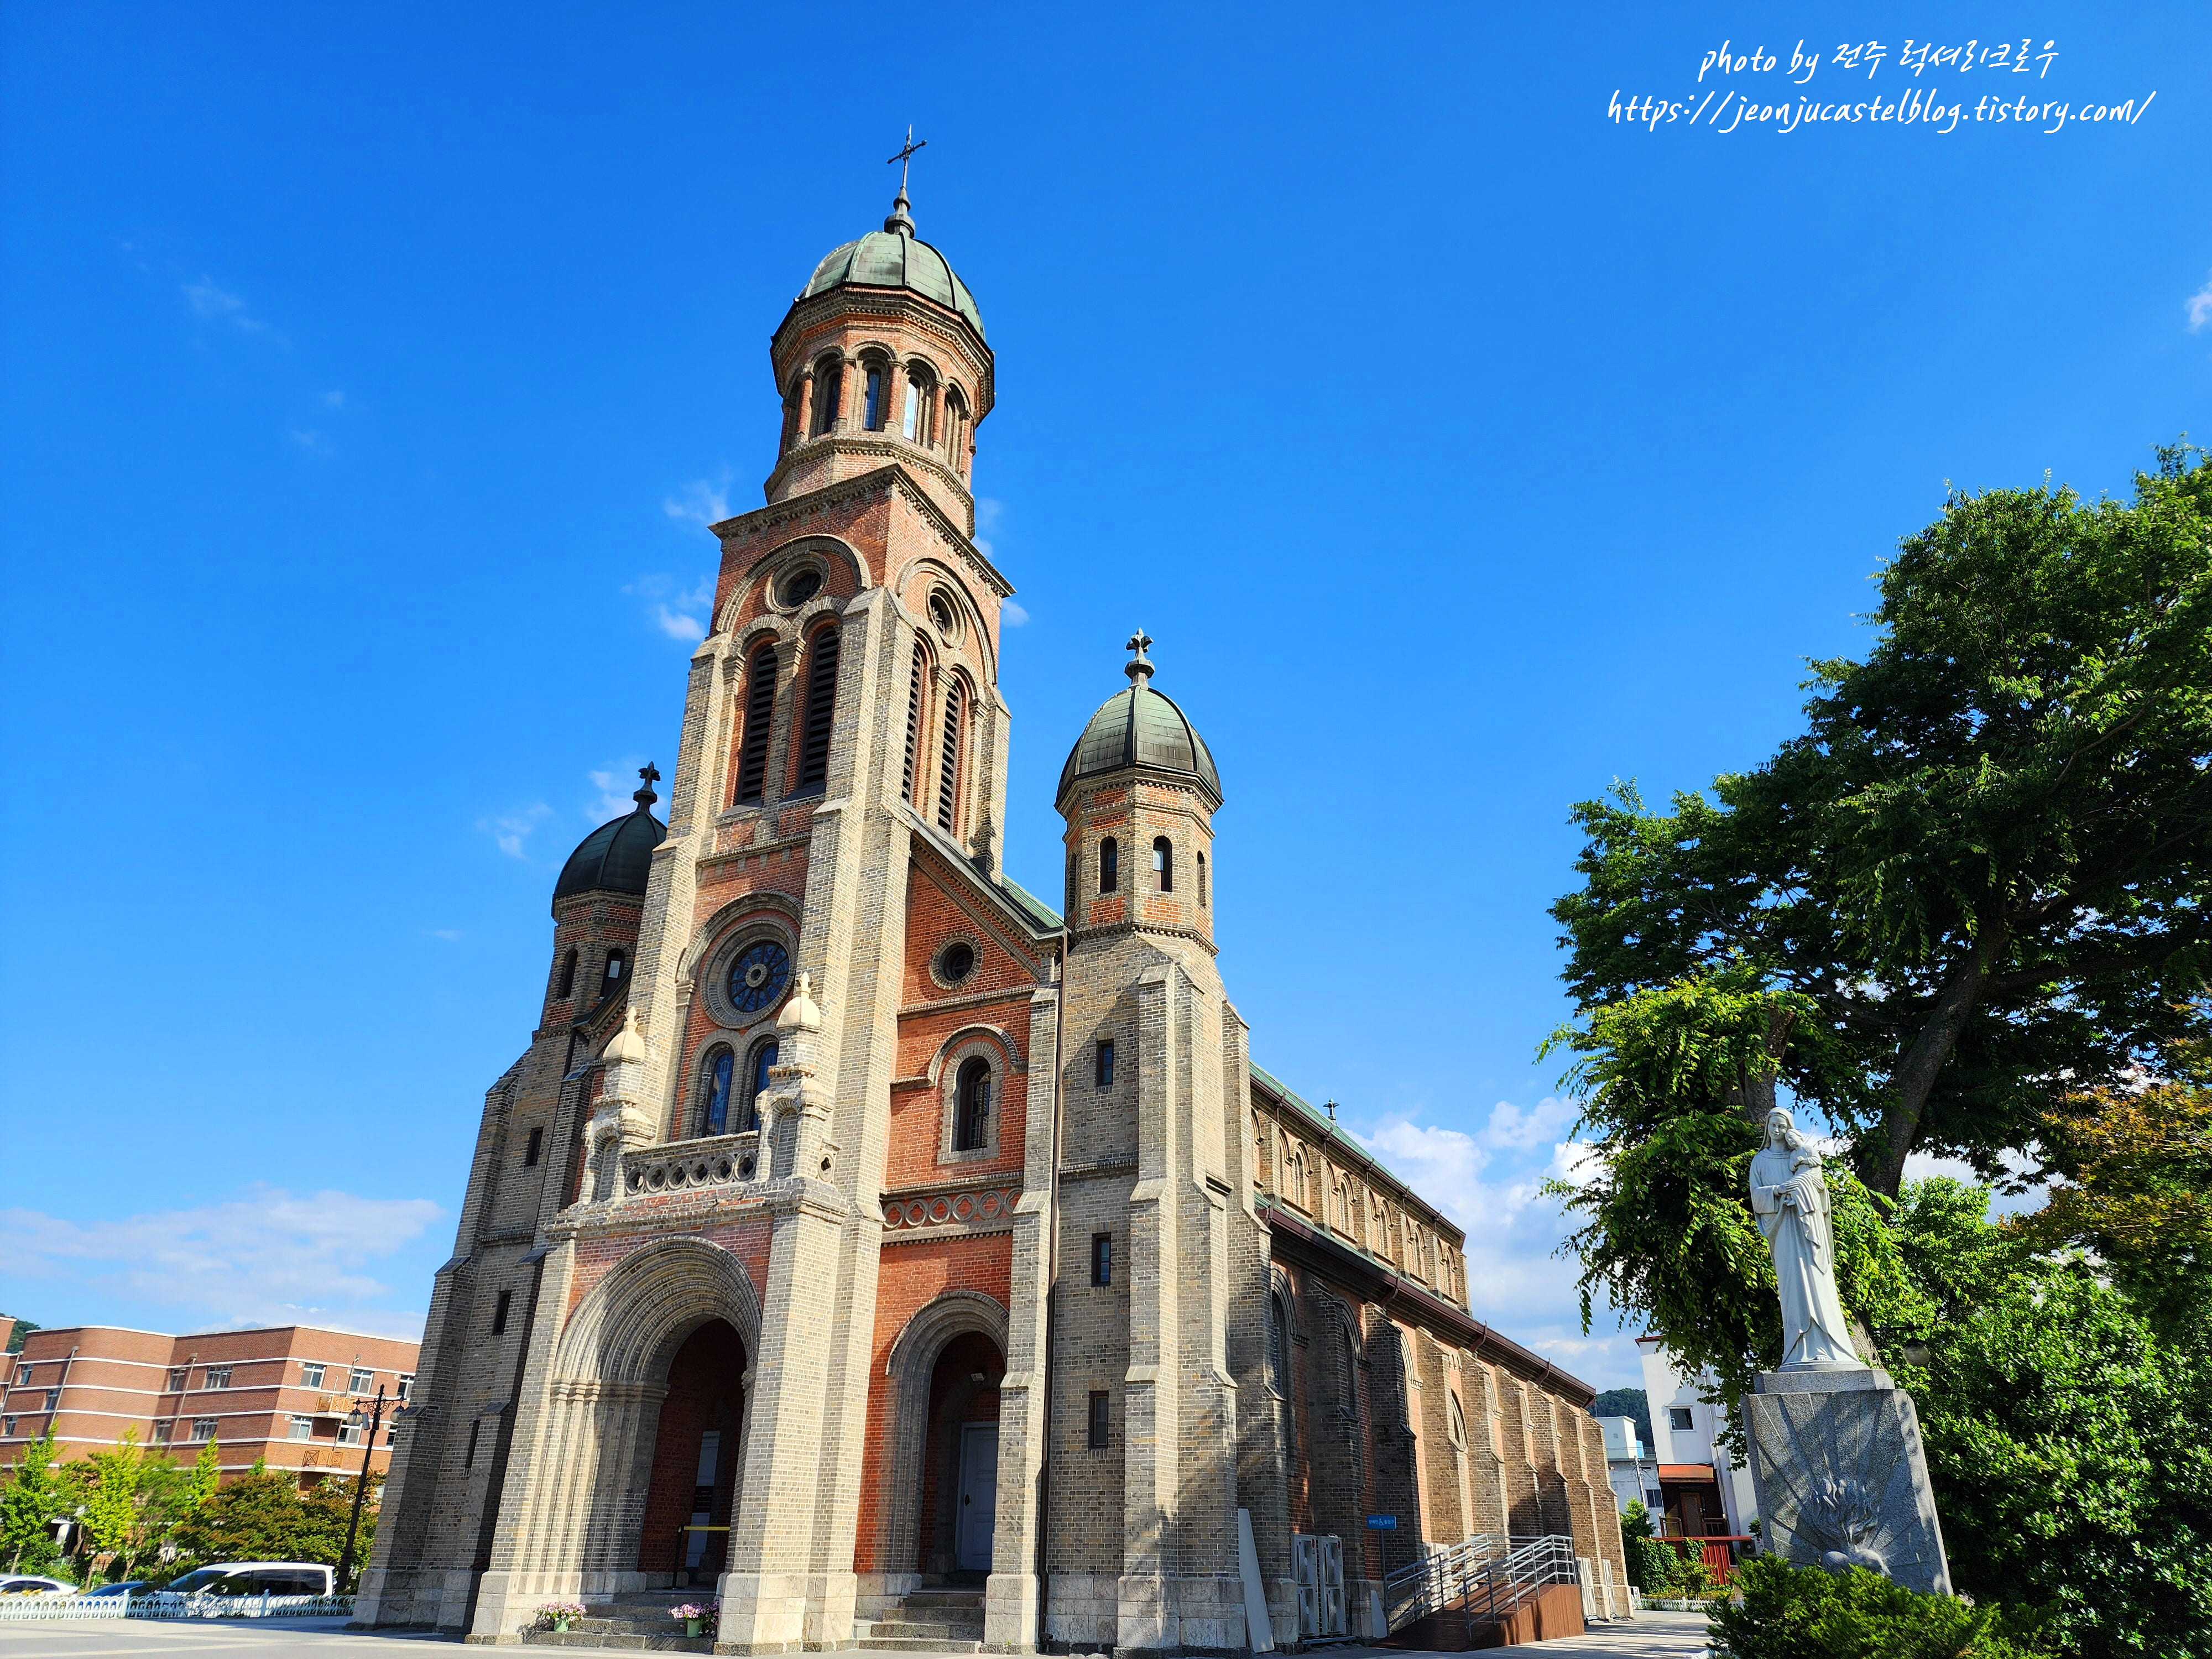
[145,1562,335,1603]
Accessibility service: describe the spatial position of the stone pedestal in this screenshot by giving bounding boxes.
[1744,1365,1951,1595]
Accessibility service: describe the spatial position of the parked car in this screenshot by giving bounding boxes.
[0,1575,76,1595]
[143,1562,335,1603]
[81,1581,149,1598]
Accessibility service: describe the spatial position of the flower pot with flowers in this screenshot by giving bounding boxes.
[536,1600,588,1632]
[670,1600,717,1637]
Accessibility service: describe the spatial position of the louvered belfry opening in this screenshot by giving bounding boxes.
[900,640,926,802]
[796,624,842,792]
[733,643,779,804]
[935,678,964,831]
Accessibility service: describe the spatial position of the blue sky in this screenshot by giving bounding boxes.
[2,3,2204,1389]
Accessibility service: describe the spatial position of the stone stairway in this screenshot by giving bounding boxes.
[520,1588,717,1653]
[853,1583,987,1653]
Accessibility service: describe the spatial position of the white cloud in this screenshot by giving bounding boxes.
[1001,600,1030,627]
[182,276,281,341]
[423,927,462,942]
[1482,1095,1579,1152]
[586,765,646,823]
[973,497,1003,563]
[0,1187,442,1340]
[626,573,717,641]
[478,801,554,859]
[663,474,732,528]
[287,427,330,452]
[322,389,345,408]
[2189,270,2212,332]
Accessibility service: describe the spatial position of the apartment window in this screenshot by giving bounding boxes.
[398,1374,415,1404]
[151,1421,173,1446]
[1095,1040,1114,1088]
[463,1419,482,1470]
[491,1290,513,1335]
[203,1365,231,1389]
[192,1418,219,1441]
[13,1364,28,1385]
[3,1417,15,1437]
[1091,1233,1113,1286]
[289,1415,314,1442]
[524,1126,544,1167]
[349,1368,374,1395]
[337,1421,365,1447]
[301,1363,326,1389]
[44,1389,59,1411]
[1088,1391,1111,1449]
[1669,1407,1694,1433]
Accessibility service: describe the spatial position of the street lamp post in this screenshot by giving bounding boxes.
[336,1384,388,1597]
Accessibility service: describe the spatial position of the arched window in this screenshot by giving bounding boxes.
[902,368,934,442]
[863,362,887,431]
[700,1046,735,1136]
[900,640,927,802]
[945,389,967,471]
[1334,1181,1353,1233]
[1265,1292,1292,1397]
[555,949,577,999]
[954,1056,992,1151]
[733,641,779,804]
[1153,836,1173,893]
[1448,1389,1469,1448]
[602,949,627,987]
[795,624,841,793]
[810,358,842,435]
[1099,838,1119,893]
[1197,851,1207,907]
[935,679,966,832]
[1065,848,1078,916]
[742,1038,778,1131]
[781,379,803,451]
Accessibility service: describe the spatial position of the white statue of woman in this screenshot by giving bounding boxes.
[1748,1107,1863,1370]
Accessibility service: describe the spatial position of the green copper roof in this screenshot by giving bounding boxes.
[1058,684,1220,804]
[552,773,667,911]
[803,226,984,341]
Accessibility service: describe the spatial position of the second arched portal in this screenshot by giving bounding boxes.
[879,1291,1009,1580]
[635,1319,747,1586]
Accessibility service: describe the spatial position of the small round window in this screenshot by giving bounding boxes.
[780,568,823,607]
[937,941,976,984]
[728,940,792,1014]
[928,591,959,640]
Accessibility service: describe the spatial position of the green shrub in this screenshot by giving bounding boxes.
[1707,1556,2035,1659]
[1629,1536,1679,1594]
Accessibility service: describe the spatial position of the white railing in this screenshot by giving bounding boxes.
[0,1597,128,1621]
[1381,1533,1579,1636]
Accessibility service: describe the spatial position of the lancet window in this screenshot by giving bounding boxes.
[733,641,779,804]
[795,624,841,793]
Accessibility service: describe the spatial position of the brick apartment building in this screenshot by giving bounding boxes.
[0,1316,420,1490]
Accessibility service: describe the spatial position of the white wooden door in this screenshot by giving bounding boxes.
[956,1423,998,1571]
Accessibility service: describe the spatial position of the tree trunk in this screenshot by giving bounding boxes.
[1864,920,2010,1197]
[1722,1006,1798,1125]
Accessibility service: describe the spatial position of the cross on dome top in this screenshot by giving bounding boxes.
[634,762,661,809]
[884,126,926,236]
[1125,629,1155,685]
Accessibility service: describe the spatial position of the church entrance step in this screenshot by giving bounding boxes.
[854,1640,984,1654]
[519,1632,714,1654]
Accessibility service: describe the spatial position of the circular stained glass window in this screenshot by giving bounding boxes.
[728,940,792,1014]
[937,941,976,984]
[780,568,823,606]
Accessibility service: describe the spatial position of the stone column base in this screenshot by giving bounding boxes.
[1744,1365,1953,1597]
[985,1570,1040,1651]
[713,1568,857,1653]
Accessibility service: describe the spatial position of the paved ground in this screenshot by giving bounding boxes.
[0,1610,1713,1658]
[0,1618,457,1655]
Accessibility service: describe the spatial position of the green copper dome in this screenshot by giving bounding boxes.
[801,190,985,340]
[552,768,667,911]
[1058,644,1220,807]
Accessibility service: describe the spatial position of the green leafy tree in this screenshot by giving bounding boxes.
[1708,1556,2033,1659]
[172,1465,307,1564]
[182,1439,222,1517]
[1553,446,2212,1201]
[1920,1264,2212,1657]
[0,1425,67,1574]
[74,1430,145,1572]
[300,1472,382,1568]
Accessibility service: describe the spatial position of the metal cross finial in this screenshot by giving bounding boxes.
[887,126,927,193]
[1124,629,1155,684]
[634,762,661,808]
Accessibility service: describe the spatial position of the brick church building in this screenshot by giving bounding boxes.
[358,177,1628,1651]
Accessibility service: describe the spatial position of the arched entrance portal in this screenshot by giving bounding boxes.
[636,1320,747,1585]
[917,1332,1003,1576]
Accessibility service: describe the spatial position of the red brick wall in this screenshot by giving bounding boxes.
[635,1320,748,1575]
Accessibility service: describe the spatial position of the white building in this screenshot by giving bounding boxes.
[1593,1415,1661,1518]
[1635,1336,1757,1538]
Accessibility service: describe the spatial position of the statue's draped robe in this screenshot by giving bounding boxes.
[1749,1147,1861,1368]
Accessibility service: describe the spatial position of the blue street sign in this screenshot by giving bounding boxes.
[1365,1514,1396,1530]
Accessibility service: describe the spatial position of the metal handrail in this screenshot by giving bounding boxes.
[1383,1532,1578,1636]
